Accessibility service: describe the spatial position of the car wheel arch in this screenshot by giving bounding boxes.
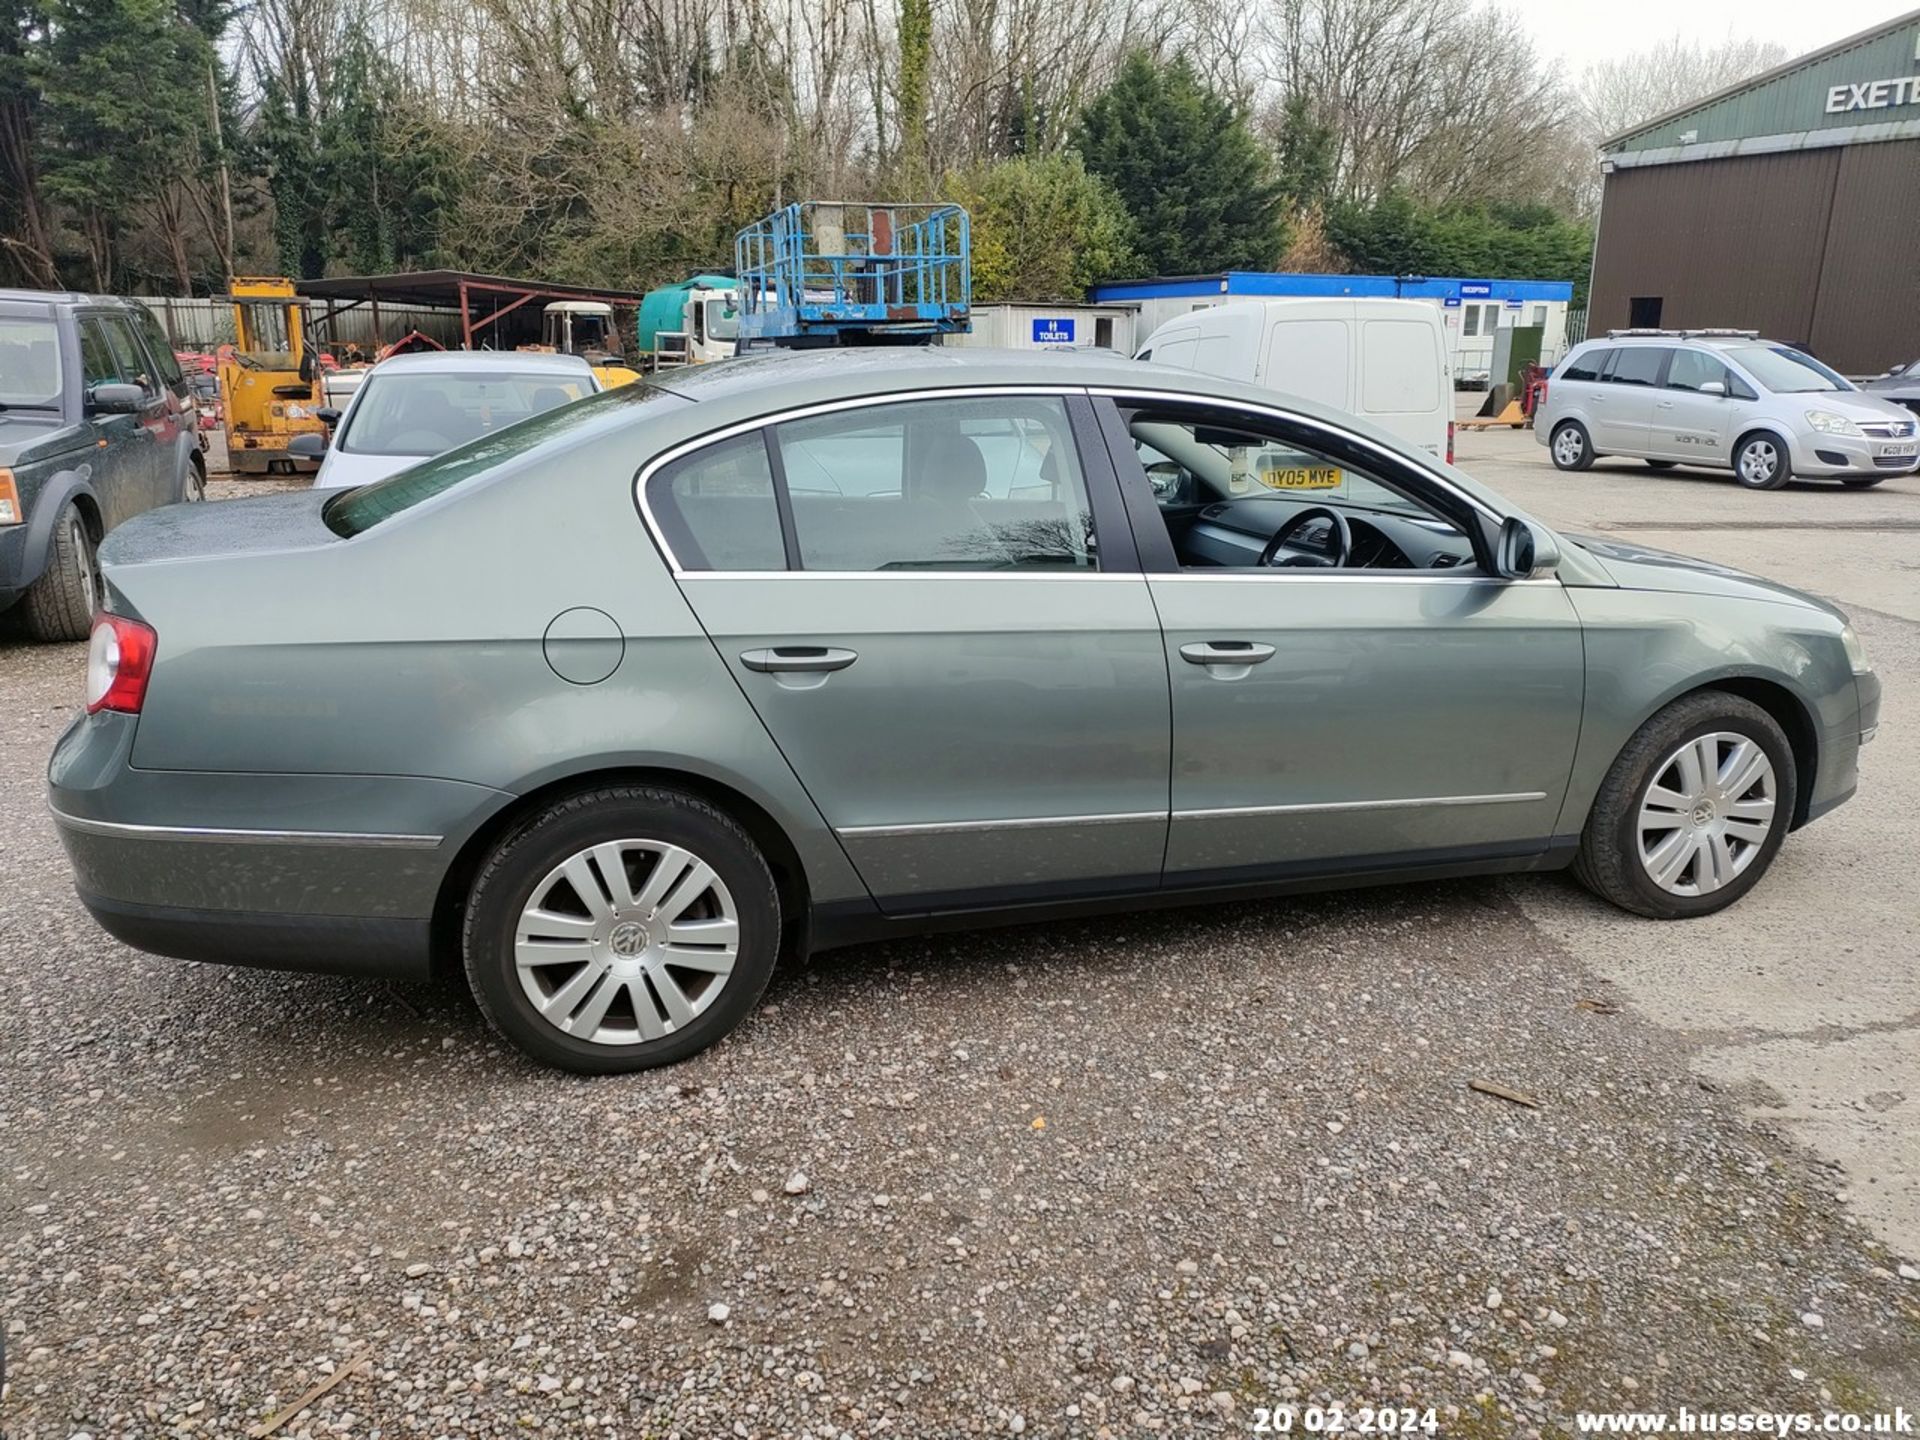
[429,764,815,978]
[1618,674,1819,830]
[18,471,102,587]
[1732,425,1794,469]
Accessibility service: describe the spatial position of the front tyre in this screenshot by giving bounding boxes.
[464,786,781,1073]
[1733,433,1791,490]
[1549,421,1594,471]
[1574,692,1796,919]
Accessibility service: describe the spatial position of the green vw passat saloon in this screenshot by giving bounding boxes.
[49,349,1881,1073]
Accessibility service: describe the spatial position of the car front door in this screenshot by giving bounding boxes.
[90,311,172,514]
[74,316,142,527]
[1095,393,1585,884]
[1650,349,1739,463]
[649,390,1171,913]
[1588,345,1667,453]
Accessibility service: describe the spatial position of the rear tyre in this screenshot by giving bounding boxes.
[1839,475,1887,489]
[1645,459,1677,471]
[1733,433,1791,490]
[1573,691,1796,919]
[1549,421,1594,472]
[463,785,781,1073]
[20,504,98,643]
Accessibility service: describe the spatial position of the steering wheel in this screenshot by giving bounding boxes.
[1257,505,1352,568]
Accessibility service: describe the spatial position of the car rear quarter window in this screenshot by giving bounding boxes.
[648,431,786,571]
[771,396,1097,573]
[1556,350,1602,382]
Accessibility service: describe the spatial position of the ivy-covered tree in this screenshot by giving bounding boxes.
[1273,94,1336,212]
[1076,50,1284,276]
[943,152,1138,302]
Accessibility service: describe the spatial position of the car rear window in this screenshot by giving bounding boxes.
[339,370,594,456]
[324,381,671,536]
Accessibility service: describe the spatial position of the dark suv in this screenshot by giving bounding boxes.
[1,289,205,641]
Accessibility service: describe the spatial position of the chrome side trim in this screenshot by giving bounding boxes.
[48,806,444,849]
[632,384,1092,576]
[838,809,1165,839]
[1172,792,1547,821]
[677,570,1141,583]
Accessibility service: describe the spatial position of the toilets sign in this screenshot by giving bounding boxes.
[1032,317,1076,345]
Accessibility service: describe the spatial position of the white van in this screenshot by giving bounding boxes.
[1137,299,1453,464]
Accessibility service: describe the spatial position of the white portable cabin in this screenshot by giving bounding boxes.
[944,303,1139,354]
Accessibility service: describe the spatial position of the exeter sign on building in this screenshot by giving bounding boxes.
[1825,75,1920,113]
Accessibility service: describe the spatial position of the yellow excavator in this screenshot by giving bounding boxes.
[216,277,330,474]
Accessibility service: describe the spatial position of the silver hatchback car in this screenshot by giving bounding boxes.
[1538,331,1920,490]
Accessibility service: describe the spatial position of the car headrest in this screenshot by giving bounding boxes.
[921,431,987,502]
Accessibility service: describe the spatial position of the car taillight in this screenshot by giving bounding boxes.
[85,613,157,715]
[1446,420,1455,466]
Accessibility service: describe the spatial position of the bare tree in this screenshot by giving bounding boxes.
[1582,34,1786,144]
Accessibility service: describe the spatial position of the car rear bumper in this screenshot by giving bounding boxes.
[48,710,506,979]
[76,890,432,979]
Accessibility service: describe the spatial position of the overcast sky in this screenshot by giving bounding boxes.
[1510,0,1909,67]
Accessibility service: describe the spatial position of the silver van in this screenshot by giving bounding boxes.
[1537,330,1919,490]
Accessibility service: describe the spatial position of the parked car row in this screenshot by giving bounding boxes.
[1537,330,1919,490]
[1,289,206,641]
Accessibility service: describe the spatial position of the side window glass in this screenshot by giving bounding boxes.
[1557,350,1600,382]
[1667,351,1729,392]
[1123,409,1474,573]
[773,396,1096,572]
[1605,347,1665,387]
[133,306,185,387]
[78,320,118,389]
[648,431,786,572]
[97,317,153,393]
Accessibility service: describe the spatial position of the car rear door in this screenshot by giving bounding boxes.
[649,389,1172,913]
[1588,345,1667,452]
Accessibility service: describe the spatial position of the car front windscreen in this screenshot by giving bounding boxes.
[339,370,594,456]
[1724,345,1853,395]
[0,317,62,409]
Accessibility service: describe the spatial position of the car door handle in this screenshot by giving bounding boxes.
[1180,641,1276,666]
[740,647,859,674]
[1656,399,1675,409]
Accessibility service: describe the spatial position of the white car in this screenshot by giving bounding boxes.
[1537,331,1919,490]
[298,351,599,490]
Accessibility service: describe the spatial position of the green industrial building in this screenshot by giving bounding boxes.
[1592,9,1920,373]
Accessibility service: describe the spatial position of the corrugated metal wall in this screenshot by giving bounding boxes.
[145,297,464,350]
[1589,141,1920,373]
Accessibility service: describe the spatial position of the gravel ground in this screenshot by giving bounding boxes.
[3,451,1918,1436]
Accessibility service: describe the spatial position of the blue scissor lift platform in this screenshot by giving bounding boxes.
[735,202,971,347]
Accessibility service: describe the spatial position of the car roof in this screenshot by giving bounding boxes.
[364,350,596,376]
[0,288,145,312]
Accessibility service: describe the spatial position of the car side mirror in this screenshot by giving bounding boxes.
[315,407,342,428]
[287,432,328,459]
[1496,515,1558,580]
[86,382,145,414]
[1699,381,1726,397]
